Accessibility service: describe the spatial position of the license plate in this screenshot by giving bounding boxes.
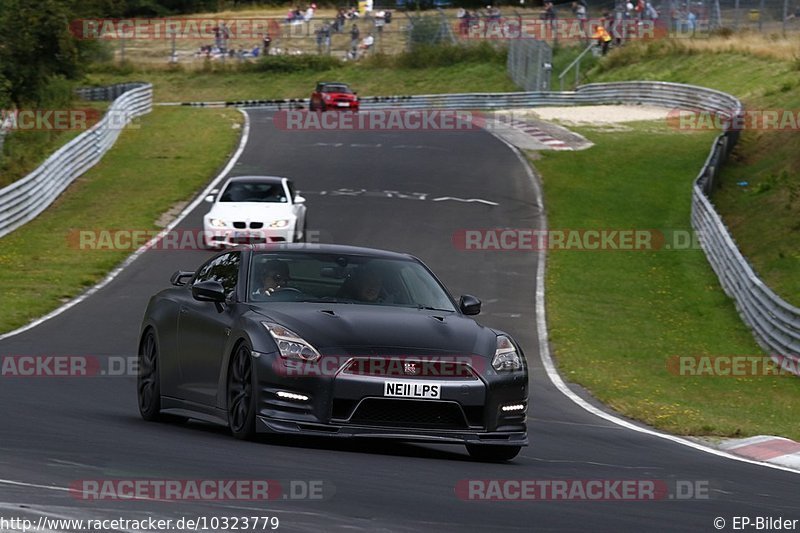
[337,102,350,107]
[384,381,441,399]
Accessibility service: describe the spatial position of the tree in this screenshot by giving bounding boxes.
[0,0,82,106]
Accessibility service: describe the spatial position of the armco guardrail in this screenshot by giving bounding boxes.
[0,83,152,239]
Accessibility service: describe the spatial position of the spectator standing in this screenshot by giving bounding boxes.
[593,20,612,55]
[374,11,386,33]
[262,32,272,56]
[316,23,331,53]
[220,22,230,53]
[572,1,588,40]
[350,23,360,52]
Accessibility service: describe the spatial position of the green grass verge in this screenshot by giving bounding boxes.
[1,102,108,189]
[85,46,516,102]
[590,40,800,305]
[0,106,242,333]
[535,120,800,441]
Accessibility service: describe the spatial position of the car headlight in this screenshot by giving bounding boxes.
[208,218,227,228]
[269,219,290,228]
[492,335,522,372]
[263,322,321,362]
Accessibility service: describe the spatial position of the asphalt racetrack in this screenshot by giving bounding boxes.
[0,109,797,532]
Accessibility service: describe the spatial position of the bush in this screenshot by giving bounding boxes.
[395,42,507,69]
[244,54,343,73]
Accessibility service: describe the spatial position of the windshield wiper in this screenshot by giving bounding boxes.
[302,297,351,304]
[416,305,455,313]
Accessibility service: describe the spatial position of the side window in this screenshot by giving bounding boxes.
[285,181,297,202]
[194,252,240,293]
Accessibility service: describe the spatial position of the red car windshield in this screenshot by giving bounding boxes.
[321,85,352,94]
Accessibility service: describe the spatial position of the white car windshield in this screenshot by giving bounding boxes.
[220,182,287,203]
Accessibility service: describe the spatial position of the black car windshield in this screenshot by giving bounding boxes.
[249,252,457,311]
[220,181,287,203]
[321,85,351,94]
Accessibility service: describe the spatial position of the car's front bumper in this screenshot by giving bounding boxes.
[203,227,294,247]
[252,352,528,446]
[256,415,528,446]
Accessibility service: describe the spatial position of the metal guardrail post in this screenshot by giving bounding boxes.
[558,42,595,92]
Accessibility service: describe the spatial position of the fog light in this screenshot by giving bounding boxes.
[277,391,309,402]
[501,403,526,413]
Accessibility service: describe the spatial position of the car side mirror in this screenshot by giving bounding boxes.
[294,195,306,204]
[459,294,481,316]
[204,194,215,203]
[170,270,194,286]
[192,280,226,303]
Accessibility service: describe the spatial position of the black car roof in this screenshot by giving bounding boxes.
[243,243,415,261]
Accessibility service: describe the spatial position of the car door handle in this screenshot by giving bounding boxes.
[180,306,189,315]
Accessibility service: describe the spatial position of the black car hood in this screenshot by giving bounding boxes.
[250,303,496,357]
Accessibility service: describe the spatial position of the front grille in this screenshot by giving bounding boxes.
[233,222,246,229]
[231,236,266,244]
[250,222,264,229]
[341,358,478,380]
[347,398,469,430]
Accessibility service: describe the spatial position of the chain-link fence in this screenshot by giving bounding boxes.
[507,39,552,92]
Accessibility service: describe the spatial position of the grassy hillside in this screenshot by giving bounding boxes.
[590,38,800,306]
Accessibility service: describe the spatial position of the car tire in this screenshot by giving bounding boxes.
[138,330,162,421]
[295,216,307,243]
[465,444,522,462]
[227,342,257,440]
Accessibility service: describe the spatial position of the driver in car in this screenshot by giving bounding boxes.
[253,260,291,297]
[356,270,383,302]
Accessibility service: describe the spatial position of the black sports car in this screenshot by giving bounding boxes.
[138,244,528,461]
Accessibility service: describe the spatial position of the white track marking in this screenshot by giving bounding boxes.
[0,109,251,342]
[430,197,498,206]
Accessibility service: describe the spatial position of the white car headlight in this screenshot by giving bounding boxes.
[492,335,522,372]
[208,218,227,228]
[263,322,321,362]
[269,219,291,229]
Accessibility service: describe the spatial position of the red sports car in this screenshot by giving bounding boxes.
[309,82,359,111]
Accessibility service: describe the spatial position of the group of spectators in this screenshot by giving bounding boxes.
[455,6,502,34]
[188,4,393,63]
[286,4,318,24]
[194,31,273,61]
[538,0,668,56]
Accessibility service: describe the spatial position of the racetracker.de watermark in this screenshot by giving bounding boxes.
[67,229,322,251]
[666,355,800,377]
[273,110,482,132]
[457,18,661,41]
[667,108,800,132]
[272,355,487,378]
[0,355,138,378]
[453,228,704,251]
[455,479,709,501]
[69,479,332,501]
[0,109,133,131]
[70,18,283,40]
